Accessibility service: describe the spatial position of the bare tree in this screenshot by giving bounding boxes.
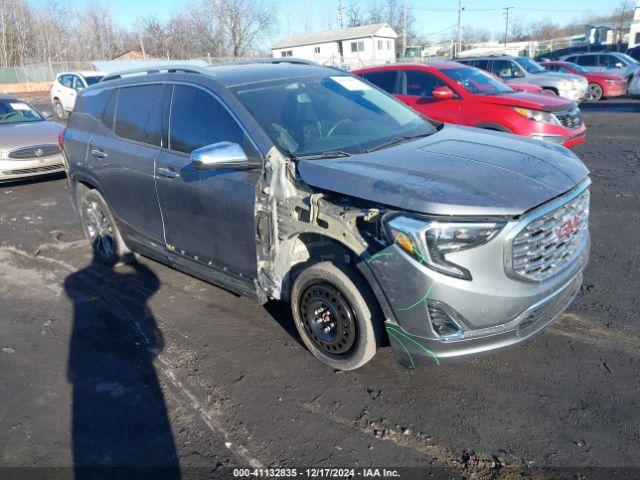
[346,1,365,27]
[217,0,277,57]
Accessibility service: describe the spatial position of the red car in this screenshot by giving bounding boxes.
[353,63,586,148]
[541,61,626,101]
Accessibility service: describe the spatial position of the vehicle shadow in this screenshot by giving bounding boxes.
[263,300,305,348]
[580,99,640,113]
[64,258,181,480]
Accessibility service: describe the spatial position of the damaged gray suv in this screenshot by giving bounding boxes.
[62,63,590,370]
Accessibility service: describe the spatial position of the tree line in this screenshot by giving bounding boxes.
[0,0,277,67]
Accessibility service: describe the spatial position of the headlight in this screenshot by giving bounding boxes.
[513,107,560,125]
[384,216,505,280]
[605,79,623,85]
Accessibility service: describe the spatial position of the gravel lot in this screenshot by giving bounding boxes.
[0,97,639,479]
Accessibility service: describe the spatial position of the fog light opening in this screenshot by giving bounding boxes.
[427,301,463,339]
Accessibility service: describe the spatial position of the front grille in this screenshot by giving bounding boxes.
[8,145,61,160]
[555,109,583,129]
[509,188,589,282]
[2,164,63,176]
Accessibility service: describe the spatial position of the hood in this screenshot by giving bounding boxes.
[0,121,63,152]
[507,83,542,93]
[535,72,587,85]
[297,125,589,217]
[473,90,575,111]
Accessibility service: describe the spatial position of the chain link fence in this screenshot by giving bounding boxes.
[0,61,95,84]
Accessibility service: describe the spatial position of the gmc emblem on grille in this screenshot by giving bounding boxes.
[557,215,582,240]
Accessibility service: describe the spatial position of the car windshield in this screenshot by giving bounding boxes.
[230,75,435,157]
[0,100,43,124]
[617,53,639,65]
[565,62,588,73]
[84,75,104,86]
[441,67,513,95]
[514,57,546,74]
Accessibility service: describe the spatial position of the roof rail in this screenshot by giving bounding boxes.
[208,57,319,67]
[101,64,208,82]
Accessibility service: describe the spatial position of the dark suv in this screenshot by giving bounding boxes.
[62,63,591,371]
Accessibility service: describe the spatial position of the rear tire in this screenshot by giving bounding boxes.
[542,88,558,95]
[587,83,603,101]
[290,261,382,370]
[53,99,67,120]
[80,189,133,266]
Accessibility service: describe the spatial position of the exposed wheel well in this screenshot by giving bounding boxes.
[542,86,559,95]
[475,123,511,133]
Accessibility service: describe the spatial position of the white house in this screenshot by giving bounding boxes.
[630,0,640,47]
[271,23,398,69]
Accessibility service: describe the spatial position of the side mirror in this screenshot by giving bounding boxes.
[432,86,455,100]
[615,62,624,69]
[40,110,53,119]
[513,69,525,78]
[191,141,256,170]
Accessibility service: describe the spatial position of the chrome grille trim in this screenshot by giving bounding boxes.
[504,179,591,283]
[2,164,64,176]
[8,144,61,160]
[554,109,583,130]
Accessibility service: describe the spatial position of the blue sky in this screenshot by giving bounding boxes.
[33,0,629,45]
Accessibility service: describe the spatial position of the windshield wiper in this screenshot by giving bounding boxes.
[365,132,432,153]
[296,150,352,160]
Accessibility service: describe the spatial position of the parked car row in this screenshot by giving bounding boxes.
[354,63,586,147]
[51,62,593,371]
[50,70,105,119]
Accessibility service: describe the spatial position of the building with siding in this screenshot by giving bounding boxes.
[271,23,397,68]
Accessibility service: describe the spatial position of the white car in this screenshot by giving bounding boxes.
[50,71,105,119]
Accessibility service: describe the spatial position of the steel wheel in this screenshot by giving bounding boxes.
[85,200,115,260]
[587,83,603,101]
[299,282,358,357]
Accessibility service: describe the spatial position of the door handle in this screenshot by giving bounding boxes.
[157,167,178,178]
[91,149,107,159]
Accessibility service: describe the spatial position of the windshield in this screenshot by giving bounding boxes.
[514,57,546,74]
[230,75,434,157]
[617,53,639,65]
[441,67,513,95]
[565,62,588,73]
[84,75,104,86]
[0,100,43,124]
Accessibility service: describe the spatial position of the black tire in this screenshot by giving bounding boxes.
[290,261,382,370]
[53,99,67,120]
[587,83,603,102]
[80,189,133,266]
[542,88,558,96]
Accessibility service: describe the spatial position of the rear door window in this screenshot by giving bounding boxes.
[490,60,520,78]
[403,70,445,96]
[361,70,398,94]
[577,55,597,67]
[59,75,73,88]
[169,85,244,154]
[114,84,163,146]
[471,59,490,70]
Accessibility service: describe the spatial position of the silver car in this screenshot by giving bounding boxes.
[561,52,640,82]
[627,70,640,97]
[458,56,589,102]
[0,95,65,182]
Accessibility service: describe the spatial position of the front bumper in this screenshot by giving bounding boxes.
[0,154,65,182]
[530,132,585,148]
[558,85,588,102]
[368,184,590,369]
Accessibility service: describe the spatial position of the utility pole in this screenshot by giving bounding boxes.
[402,0,408,57]
[503,6,513,47]
[456,0,464,57]
[135,16,146,60]
[337,0,345,29]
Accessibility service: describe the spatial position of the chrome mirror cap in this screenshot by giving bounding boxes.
[190,141,252,170]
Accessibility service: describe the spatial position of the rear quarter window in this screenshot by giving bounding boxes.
[74,89,110,118]
[361,70,397,94]
[114,84,163,146]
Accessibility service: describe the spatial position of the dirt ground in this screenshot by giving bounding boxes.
[0,98,639,479]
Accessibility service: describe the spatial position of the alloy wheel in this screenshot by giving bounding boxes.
[85,200,115,259]
[588,83,603,101]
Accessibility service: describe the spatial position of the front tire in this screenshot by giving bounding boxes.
[291,262,382,370]
[587,83,603,101]
[80,189,132,266]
